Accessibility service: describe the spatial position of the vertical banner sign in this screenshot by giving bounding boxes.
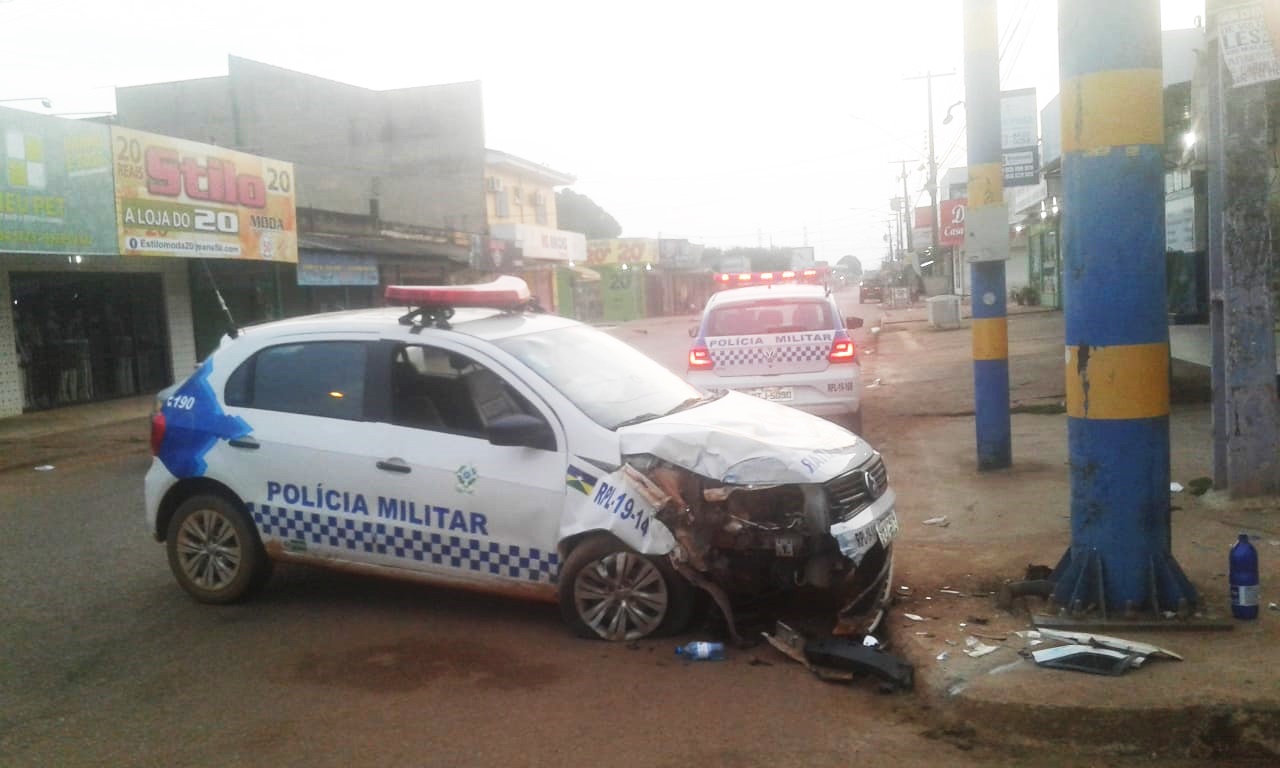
[0,107,117,254]
[939,198,967,247]
[1219,2,1280,87]
[1000,88,1040,186]
[111,126,297,261]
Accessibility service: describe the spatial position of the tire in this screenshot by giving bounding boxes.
[166,494,271,604]
[558,535,694,641]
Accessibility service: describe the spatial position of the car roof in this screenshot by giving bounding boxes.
[705,284,831,309]
[228,305,582,343]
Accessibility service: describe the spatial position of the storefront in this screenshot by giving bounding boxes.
[1026,214,1062,309]
[490,222,586,315]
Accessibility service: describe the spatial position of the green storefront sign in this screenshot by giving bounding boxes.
[1,107,117,254]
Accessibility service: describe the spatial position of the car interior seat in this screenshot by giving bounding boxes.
[464,367,525,429]
[391,357,444,429]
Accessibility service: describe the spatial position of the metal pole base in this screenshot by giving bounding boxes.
[1049,546,1199,618]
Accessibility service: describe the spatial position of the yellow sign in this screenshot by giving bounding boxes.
[111,126,297,262]
[586,238,657,266]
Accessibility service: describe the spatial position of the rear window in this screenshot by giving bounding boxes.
[705,300,833,336]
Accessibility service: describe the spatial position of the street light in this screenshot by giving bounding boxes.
[0,97,52,108]
[942,100,965,125]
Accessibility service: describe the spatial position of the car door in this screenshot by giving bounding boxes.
[216,337,403,565]
[361,338,568,595]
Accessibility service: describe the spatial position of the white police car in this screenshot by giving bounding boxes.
[146,277,896,641]
[686,272,866,434]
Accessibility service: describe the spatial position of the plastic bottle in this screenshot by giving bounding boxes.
[1229,533,1259,620]
[675,641,726,661]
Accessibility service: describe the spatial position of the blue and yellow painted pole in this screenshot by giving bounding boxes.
[963,0,1011,471]
[1053,0,1196,614]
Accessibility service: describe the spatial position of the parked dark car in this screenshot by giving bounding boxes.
[858,279,884,304]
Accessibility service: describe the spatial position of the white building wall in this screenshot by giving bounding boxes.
[0,255,195,419]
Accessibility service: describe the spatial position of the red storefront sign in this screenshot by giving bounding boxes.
[940,198,967,248]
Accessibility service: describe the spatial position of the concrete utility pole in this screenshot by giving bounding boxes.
[887,159,917,255]
[1207,0,1280,497]
[962,0,1012,471]
[905,71,955,273]
[1053,0,1197,615]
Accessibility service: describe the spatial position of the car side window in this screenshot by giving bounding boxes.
[388,343,544,440]
[225,341,367,420]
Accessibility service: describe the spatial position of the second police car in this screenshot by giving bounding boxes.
[686,270,866,434]
[146,277,896,641]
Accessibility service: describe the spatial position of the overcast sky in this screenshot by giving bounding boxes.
[1,0,1205,266]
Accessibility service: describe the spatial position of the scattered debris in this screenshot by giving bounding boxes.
[762,621,913,689]
[1269,602,1278,612]
[865,378,883,389]
[970,631,1008,642]
[945,639,959,646]
[1037,629,1183,661]
[964,637,1000,658]
[1031,644,1141,676]
[903,613,926,622]
[936,651,950,661]
[988,659,1025,675]
[922,516,950,527]
[939,588,963,596]
[862,635,881,649]
[33,464,55,472]
[1014,630,1042,641]
[958,622,968,629]
[897,585,912,594]
[1170,481,1184,492]
[914,631,935,638]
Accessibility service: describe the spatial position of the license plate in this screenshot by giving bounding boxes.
[875,510,899,546]
[745,386,793,402]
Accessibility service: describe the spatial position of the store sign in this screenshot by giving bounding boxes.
[1001,88,1040,187]
[1219,2,1280,87]
[297,251,379,286]
[586,238,658,266]
[491,222,584,263]
[940,199,966,248]
[0,107,117,254]
[111,126,297,262]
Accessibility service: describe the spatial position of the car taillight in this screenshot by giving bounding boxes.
[688,346,714,370]
[829,338,857,363]
[150,411,166,456]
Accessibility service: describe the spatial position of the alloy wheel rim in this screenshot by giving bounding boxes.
[574,551,668,641]
[177,508,242,591]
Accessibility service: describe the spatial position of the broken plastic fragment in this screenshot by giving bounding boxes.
[1036,629,1182,661]
[1032,644,1141,676]
[965,642,1000,658]
[1014,630,1041,640]
[922,516,949,527]
[936,651,950,661]
[1170,482,1184,492]
[34,465,55,471]
[940,589,963,596]
[903,613,925,622]
[862,635,881,648]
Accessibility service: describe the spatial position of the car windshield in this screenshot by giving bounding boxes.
[495,325,705,430]
[705,299,833,336]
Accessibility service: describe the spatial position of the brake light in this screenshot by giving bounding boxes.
[150,411,166,456]
[829,338,857,363]
[688,346,715,370]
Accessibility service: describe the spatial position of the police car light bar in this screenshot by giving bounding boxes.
[714,268,826,288]
[385,275,532,309]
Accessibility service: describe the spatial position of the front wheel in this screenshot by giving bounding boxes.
[166,494,271,604]
[558,535,693,641]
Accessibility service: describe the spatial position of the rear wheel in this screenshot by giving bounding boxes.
[166,494,271,604]
[558,535,693,641]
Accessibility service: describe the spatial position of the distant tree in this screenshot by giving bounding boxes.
[556,189,622,239]
[837,255,863,276]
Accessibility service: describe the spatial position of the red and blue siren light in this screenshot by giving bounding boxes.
[714,267,827,289]
[385,275,532,309]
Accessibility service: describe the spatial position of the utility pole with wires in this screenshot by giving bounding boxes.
[904,69,956,274]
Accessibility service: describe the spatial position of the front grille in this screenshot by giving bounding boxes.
[825,453,888,522]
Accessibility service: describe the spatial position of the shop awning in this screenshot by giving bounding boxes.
[570,265,601,282]
[298,232,472,264]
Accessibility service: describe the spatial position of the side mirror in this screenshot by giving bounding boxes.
[687,325,698,338]
[488,413,556,451]
[845,316,865,330]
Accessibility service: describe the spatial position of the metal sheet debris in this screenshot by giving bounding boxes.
[1031,644,1142,676]
[1037,629,1183,661]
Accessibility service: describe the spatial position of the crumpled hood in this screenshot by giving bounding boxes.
[617,391,873,484]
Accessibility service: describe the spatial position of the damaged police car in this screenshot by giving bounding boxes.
[146,277,897,641]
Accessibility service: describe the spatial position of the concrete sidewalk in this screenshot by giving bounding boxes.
[861,309,1280,760]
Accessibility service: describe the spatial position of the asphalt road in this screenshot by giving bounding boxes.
[0,291,1046,768]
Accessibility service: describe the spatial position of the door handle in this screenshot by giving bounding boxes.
[228,438,259,450]
[376,459,411,474]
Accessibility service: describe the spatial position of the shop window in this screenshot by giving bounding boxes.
[226,341,367,420]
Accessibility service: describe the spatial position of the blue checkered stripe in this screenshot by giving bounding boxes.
[250,505,560,583]
[710,341,829,368]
